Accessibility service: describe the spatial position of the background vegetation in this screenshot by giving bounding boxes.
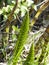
[0,0,49,65]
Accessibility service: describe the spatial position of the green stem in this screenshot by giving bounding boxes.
[8,11,29,65]
[23,42,34,65]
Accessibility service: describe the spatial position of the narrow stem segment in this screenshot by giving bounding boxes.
[23,42,34,65]
[30,0,49,27]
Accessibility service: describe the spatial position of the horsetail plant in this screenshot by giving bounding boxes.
[23,40,35,65]
[8,11,30,65]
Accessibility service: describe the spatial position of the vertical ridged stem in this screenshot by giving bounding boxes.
[8,11,29,65]
[23,38,34,65]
